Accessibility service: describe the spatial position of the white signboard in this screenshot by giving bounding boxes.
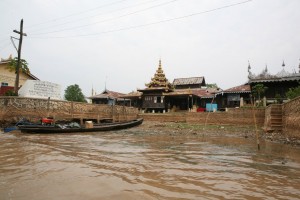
[18,80,61,100]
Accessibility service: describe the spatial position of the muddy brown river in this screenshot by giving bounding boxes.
[0,128,300,200]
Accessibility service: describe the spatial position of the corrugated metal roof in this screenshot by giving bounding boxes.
[89,89,125,99]
[138,87,172,92]
[173,77,204,85]
[221,84,251,94]
[119,91,142,98]
[249,74,300,83]
[164,88,217,98]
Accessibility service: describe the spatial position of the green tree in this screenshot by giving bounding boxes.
[64,84,87,102]
[252,84,268,105]
[206,83,219,88]
[286,86,300,100]
[8,57,30,74]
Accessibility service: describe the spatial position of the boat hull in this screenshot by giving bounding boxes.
[19,118,143,134]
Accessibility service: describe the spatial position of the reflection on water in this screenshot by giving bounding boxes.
[0,129,300,200]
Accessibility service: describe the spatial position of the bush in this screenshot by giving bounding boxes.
[4,90,18,96]
[286,86,300,100]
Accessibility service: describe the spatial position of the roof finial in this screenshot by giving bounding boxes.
[248,60,251,71]
[92,84,94,96]
[282,60,285,68]
[265,64,268,73]
[159,59,162,69]
[105,76,107,91]
[247,60,253,79]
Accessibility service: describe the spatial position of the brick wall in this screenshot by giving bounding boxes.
[282,96,300,137]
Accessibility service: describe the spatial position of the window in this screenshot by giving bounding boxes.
[1,82,8,86]
[145,96,152,101]
[157,96,161,103]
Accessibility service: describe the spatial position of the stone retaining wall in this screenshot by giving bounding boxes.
[139,108,265,126]
[282,96,300,137]
[0,97,138,124]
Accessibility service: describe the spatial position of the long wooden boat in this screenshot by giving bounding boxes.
[18,118,143,134]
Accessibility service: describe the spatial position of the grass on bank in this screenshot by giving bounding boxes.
[165,122,258,133]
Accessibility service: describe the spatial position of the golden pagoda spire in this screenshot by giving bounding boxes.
[145,59,172,89]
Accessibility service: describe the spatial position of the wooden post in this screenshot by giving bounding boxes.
[250,95,260,150]
[187,96,189,111]
[13,19,27,93]
[47,97,50,117]
[123,98,126,121]
[71,101,74,118]
[111,104,114,122]
[191,95,193,112]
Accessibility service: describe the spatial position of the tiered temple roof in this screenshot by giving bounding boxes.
[144,59,173,90]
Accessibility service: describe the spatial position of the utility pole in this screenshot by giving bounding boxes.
[13,19,27,93]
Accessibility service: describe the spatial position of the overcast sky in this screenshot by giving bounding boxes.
[1,0,299,97]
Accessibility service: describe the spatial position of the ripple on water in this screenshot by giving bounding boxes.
[0,132,300,200]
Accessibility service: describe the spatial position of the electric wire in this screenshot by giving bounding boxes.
[30,0,179,35]
[28,0,253,39]
[28,0,161,33]
[26,0,130,29]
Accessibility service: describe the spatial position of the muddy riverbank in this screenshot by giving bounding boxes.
[130,121,300,147]
[1,120,300,147]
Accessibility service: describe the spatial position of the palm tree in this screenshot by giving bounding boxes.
[8,57,30,74]
[8,57,30,93]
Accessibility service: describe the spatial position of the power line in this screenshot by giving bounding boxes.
[28,0,253,39]
[30,0,179,36]
[26,0,129,29]
[28,0,161,33]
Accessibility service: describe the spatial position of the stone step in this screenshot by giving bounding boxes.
[271,104,282,107]
[271,122,282,126]
[271,123,282,127]
[271,113,282,116]
[271,116,282,120]
[271,123,282,126]
[271,111,282,114]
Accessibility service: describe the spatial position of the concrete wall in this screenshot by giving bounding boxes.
[139,108,265,126]
[282,96,300,137]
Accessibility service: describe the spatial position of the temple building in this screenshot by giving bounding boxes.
[248,61,300,103]
[164,77,218,112]
[137,59,173,113]
[122,60,218,113]
[0,55,39,96]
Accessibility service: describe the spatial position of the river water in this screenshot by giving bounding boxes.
[0,129,300,200]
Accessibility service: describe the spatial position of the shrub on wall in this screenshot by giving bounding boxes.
[286,86,300,100]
